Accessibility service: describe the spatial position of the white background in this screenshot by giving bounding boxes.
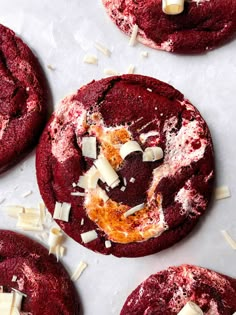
[0,1,236,314]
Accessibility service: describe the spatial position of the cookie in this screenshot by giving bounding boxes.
[102,0,236,53]
[0,24,48,173]
[36,74,214,257]
[0,230,80,314]
[120,264,236,314]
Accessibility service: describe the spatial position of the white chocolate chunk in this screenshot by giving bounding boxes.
[81,230,98,243]
[120,186,126,192]
[83,54,98,65]
[94,42,111,56]
[221,230,236,250]
[129,24,139,46]
[143,146,164,162]
[120,141,143,160]
[81,218,84,225]
[124,203,145,218]
[105,240,112,248]
[177,301,203,315]
[162,0,184,15]
[94,156,120,188]
[215,185,231,200]
[12,275,18,282]
[82,137,97,159]
[71,261,88,281]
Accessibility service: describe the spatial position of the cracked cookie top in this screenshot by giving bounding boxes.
[0,24,48,173]
[36,74,214,257]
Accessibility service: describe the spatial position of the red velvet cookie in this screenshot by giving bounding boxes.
[102,0,236,53]
[0,24,48,173]
[0,230,80,314]
[120,264,236,314]
[36,74,214,257]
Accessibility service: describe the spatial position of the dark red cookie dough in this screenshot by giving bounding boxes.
[0,230,80,315]
[102,0,236,53]
[120,264,236,314]
[36,74,214,257]
[0,24,47,173]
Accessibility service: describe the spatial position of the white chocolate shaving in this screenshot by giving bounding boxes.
[0,292,14,313]
[12,291,23,311]
[71,261,88,281]
[6,205,24,218]
[94,156,120,188]
[82,137,97,159]
[143,146,164,162]
[17,212,43,231]
[141,51,148,57]
[21,190,32,198]
[94,42,111,56]
[221,230,236,250]
[53,202,71,222]
[77,176,89,189]
[127,64,135,74]
[87,166,100,189]
[83,54,98,65]
[215,186,231,200]
[48,227,63,248]
[104,68,119,76]
[39,203,46,224]
[81,230,98,243]
[97,187,109,203]
[71,191,85,196]
[120,141,143,160]
[162,0,184,15]
[177,301,203,315]
[123,203,145,218]
[129,24,139,46]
